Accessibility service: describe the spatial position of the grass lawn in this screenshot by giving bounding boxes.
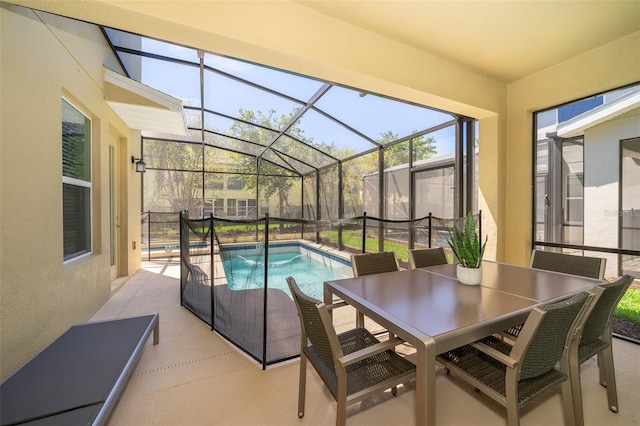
[615,287,640,323]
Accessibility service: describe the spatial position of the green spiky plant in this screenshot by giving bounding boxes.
[446,212,487,268]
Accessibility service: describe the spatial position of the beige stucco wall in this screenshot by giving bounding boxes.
[505,32,640,266]
[0,4,141,379]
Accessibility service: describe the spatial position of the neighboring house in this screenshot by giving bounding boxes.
[362,152,478,221]
[535,87,640,278]
[197,177,303,220]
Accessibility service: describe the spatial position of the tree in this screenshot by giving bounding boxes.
[143,108,440,221]
[379,130,438,168]
[142,138,203,214]
[229,109,309,219]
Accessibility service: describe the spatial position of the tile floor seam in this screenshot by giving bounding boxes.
[132,350,240,376]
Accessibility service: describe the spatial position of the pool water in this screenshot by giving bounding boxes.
[222,251,351,300]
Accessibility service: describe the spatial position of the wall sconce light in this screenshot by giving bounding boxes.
[131,156,146,173]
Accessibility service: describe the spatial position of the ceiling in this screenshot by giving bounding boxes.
[6,0,639,85]
[297,1,640,82]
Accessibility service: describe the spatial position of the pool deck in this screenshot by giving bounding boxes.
[94,259,640,426]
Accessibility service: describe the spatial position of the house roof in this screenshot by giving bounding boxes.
[557,88,640,138]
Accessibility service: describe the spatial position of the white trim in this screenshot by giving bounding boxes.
[104,67,187,135]
[105,68,183,112]
[63,176,92,188]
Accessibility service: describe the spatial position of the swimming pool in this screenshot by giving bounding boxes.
[221,242,352,300]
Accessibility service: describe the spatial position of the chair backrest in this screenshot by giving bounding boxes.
[286,276,339,369]
[580,275,634,346]
[513,291,593,380]
[351,251,399,277]
[409,247,448,269]
[530,250,606,280]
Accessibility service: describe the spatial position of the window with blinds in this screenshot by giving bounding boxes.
[62,98,92,261]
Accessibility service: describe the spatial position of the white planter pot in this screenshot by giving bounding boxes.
[456,264,482,286]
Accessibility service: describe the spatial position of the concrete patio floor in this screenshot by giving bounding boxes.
[96,259,640,426]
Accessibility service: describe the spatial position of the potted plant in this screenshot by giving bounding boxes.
[446,212,487,285]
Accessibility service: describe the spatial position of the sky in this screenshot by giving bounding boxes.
[136,36,459,159]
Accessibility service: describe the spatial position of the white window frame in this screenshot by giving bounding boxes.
[237,199,248,217]
[62,97,93,263]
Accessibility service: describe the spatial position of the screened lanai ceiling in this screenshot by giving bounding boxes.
[103,28,459,176]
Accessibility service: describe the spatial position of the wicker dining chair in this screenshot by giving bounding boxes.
[438,290,599,426]
[350,252,400,328]
[503,250,607,338]
[350,251,400,277]
[286,276,415,426]
[570,275,634,424]
[408,247,448,269]
[530,249,606,280]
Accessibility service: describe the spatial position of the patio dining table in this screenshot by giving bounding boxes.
[323,260,603,426]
